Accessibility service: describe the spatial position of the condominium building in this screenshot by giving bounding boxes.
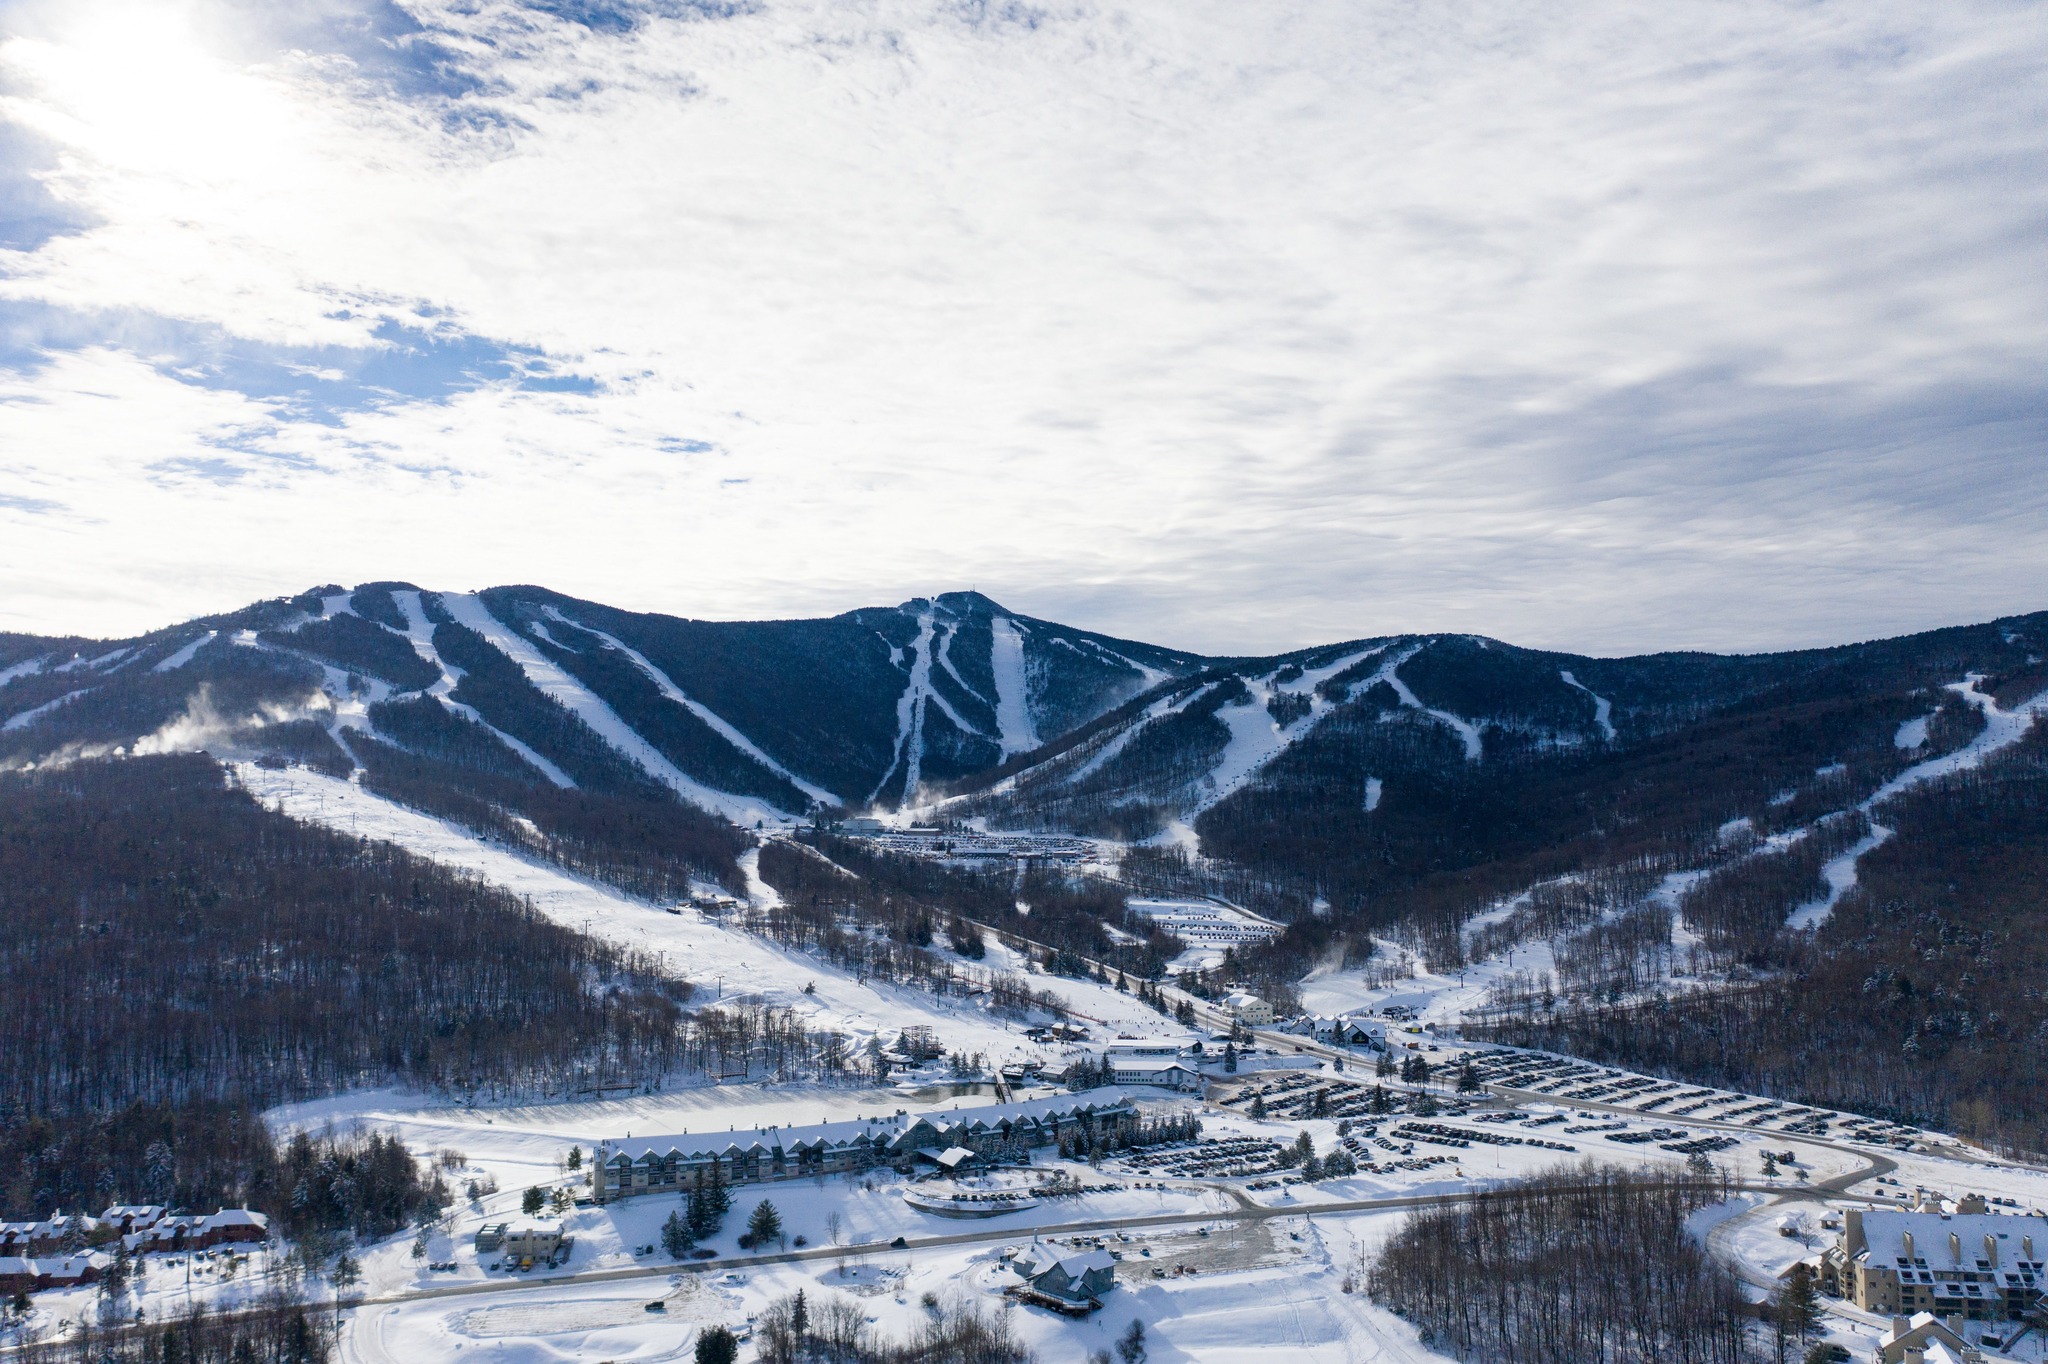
[1823,1208,2047,1321]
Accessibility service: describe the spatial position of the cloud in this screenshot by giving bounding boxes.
[0,0,2044,653]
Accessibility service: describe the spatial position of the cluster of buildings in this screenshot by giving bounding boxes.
[1823,1198,2046,1326]
[834,823,1095,867]
[1282,1016,1390,1049]
[592,1094,1140,1203]
[0,1206,269,1297]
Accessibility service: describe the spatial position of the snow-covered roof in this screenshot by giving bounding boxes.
[604,1093,1136,1164]
[1017,1243,1116,1281]
[203,1208,268,1229]
[1855,1209,2048,1265]
[607,1114,911,1164]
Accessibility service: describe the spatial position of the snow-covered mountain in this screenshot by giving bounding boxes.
[0,584,1200,821]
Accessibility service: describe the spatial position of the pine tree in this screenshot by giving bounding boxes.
[694,1324,739,1364]
[1774,1263,1821,1351]
[662,1209,695,1259]
[747,1200,784,1250]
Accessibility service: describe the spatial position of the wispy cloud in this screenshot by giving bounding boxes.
[0,0,2044,652]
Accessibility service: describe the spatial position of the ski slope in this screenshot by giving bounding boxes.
[545,608,842,807]
[989,615,1039,756]
[1559,669,1616,741]
[2,687,90,732]
[1786,673,2048,930]
[151,631,217,672]
[232,762,1165,1063]
[1379,647,1483,761]
[1186,646,1389,818]
[440,593,785,825]
[869,608,940,804]
[391,591,575,788]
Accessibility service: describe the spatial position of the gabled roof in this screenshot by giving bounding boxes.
[603,1093,1138,1166]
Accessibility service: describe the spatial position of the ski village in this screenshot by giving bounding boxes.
[4,583,2048,1364]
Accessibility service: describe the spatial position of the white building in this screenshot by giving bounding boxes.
[1223,991,1274,1026]
[1107,1058,1203,1091]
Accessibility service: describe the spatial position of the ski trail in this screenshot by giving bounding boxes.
[321,591,355,619]
[390,591,575,789]
[934,624,994,713]
[1061,682,1219,788]
[440,593,787,825]
[988,616,1039,756]
[1185,645,1390,817]
[1083,638,1172,688]
[1379,645,1483,761]
[0,656,46,688]
[1787,673,2048,930]
[738,845,784,910]
[1894,714,1930,750]
[2,687,91,732]
[56,647,129,673]
[1558,669,1616,741]
[868,609,939,806]
[1363,775,1383,811]
[152,631,217,672]
[230,762,1069,1056]
[545,609,842,807]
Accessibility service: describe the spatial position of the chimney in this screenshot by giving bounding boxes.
[2026,1235,2036,1259]
[1949,1231,1961,1264]
[1985,1234,1997,1267]
[1903,1230,1914,1259]
[1844,1209,1866,1257]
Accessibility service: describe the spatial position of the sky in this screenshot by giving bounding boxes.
[0,0,2044,657]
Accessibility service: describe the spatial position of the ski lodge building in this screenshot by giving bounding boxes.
[592,1094,1138,1204]
[1823,1204,2047,1322]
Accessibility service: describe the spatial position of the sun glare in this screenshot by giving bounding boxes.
[4,1,293,183]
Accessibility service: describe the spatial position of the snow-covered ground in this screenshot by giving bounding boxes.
[233,762,1175,1065]
[989,616,1039,757]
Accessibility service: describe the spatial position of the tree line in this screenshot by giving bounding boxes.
[0,755,844,1224]
[1367,1163,1748,1364]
